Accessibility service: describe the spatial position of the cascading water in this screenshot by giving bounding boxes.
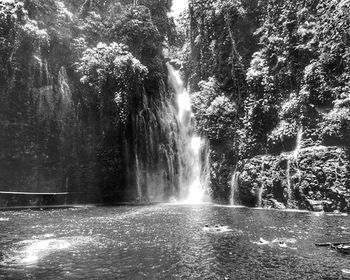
[135,154,142,201]
[285,126,303,202]
[166,63,209,203]
[230,170,239,205]
[258,156,266,207]
[131,0,207,203]
[293,126,303,160]
[295,126,303,182]
[58,67,71,104]
[257,187,263,208]
[286,159,292,200]
[132,87,179,202]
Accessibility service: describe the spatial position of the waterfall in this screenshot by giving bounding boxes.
[335,149,341,182]
[293,126,303,159]
[135,154,142,201]
[230,170,239,205]
[58,66,71,104]
[257,187,263,208]
[286,159,292,200]
[131,79,180,203]
[258,156,266,206]
[166,63,209,203]
[35,52,55,117]
[286,126,303,203]
[293,125,303,190]
[57,66,72,118]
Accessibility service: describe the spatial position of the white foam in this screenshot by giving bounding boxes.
[203,225,232,233]
[19,239,71,265]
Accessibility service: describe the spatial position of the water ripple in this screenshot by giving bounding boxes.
[0,205,350,279]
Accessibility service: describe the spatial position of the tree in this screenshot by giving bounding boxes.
[192,77,236,142]
[78,42,148,125]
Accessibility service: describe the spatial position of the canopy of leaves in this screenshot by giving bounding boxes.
[192,77,237,142]
[0,1,27,59]
[78,42,148,124]
[78,42,148,90]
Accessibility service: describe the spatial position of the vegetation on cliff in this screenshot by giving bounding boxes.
[1,0,350,210]
[185,0,350,209]
[0,0,175,205]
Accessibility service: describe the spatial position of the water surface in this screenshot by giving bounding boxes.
[1,204,350,279]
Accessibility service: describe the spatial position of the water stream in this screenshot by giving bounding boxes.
[286,126,303,202]
[286,159,292,200]
[131,72,180,202]
[293,126,303,160]
[257,186,263,208]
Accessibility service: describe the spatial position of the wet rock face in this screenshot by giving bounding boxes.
[186,0,350,208]
[0,0,176,204]
[237,146,350,212]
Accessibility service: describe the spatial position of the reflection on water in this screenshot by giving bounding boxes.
[0,205,350,279]
[20,238,71,265]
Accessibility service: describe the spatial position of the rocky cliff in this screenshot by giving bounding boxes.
[238,146,350,212]
[2,0,350,210]
[0,0,177,206]
[186,0,350,211]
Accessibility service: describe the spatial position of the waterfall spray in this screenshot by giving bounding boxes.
[230,170,239,205]
[286,159,292,200]
[285,125,303,203]
[135,154,142,201]
[294,126,303,159]
[257,187,263,208]
[166,63,209,203]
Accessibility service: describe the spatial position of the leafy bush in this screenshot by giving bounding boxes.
[279,91,305,120]
[0,1,27,58]
[303,62,334,106]
[238,96,279,158]
[191,77,237,141]
[79,42,147,86]
[78,42,148,124]
[321,107,350,145]
[0,1,27,25]
[267,120,298,152]
[109,6,162,57]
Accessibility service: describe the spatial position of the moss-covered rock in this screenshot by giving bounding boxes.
[236,146,350,212]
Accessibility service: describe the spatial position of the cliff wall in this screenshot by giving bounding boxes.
[187,0,350,210]
[0,0,176,205]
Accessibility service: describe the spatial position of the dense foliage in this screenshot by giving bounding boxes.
[0,0,174,205]
[78,42,148,124]
[186,0,350,204]
[2,0,350,209]
[191,77,236,142]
